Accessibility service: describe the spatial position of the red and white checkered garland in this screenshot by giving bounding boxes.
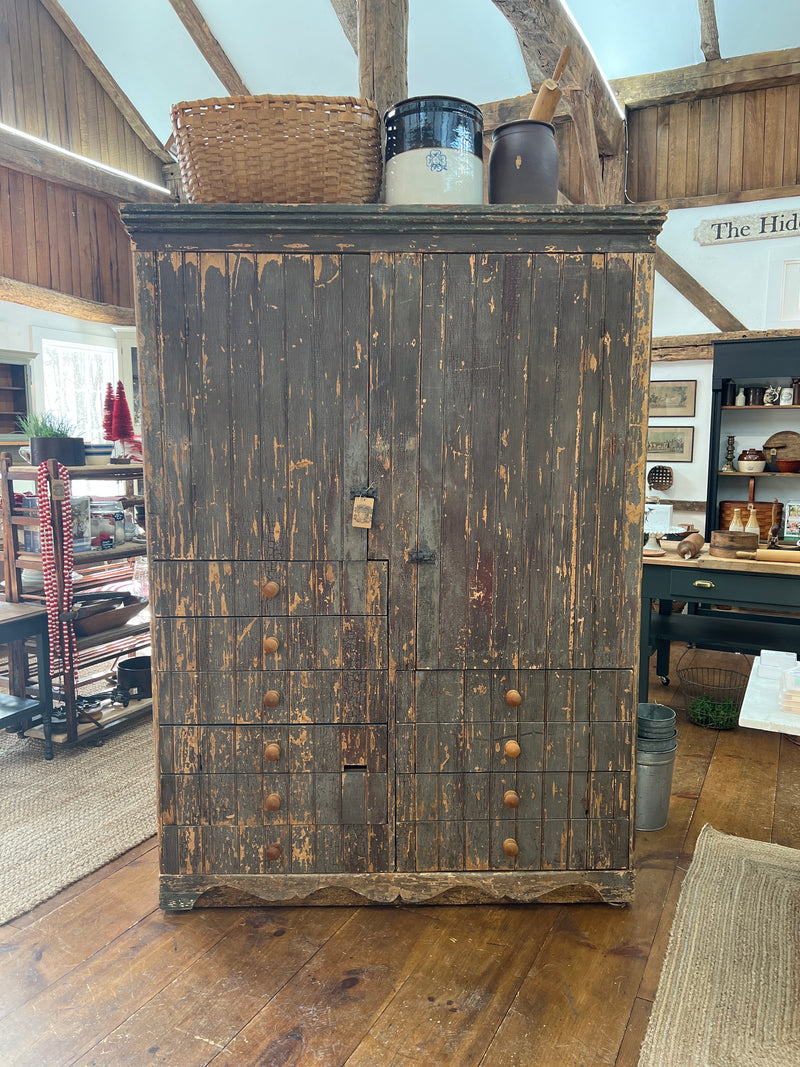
[37,461,76,677]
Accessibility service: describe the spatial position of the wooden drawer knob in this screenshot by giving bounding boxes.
[261,580,280,599]
[265,843,282,861]
[504,739,521,759]
[263,689,281,708]
[265,742,281,762]
[505,689,522,707]
[263,636,280,654]
[503,838,519,858]
[503,789,520,809]
[265,792,281,812]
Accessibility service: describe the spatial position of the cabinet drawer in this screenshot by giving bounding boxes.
[155,669,388,726]
[668,568,799,610]
[152,614,388,670]
[151,560,388,617]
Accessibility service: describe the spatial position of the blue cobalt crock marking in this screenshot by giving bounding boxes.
[426,149,447,172]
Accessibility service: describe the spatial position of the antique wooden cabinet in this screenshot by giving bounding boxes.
[122,204,664,909]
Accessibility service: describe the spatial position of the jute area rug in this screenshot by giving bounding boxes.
[0,719,157,925]
[639,824,800,1066]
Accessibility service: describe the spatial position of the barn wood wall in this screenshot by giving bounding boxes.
[0,0,164,185]
[627,83,800,205]
[0,164,134,307]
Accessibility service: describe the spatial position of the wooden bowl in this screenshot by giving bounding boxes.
[776,459,800,473]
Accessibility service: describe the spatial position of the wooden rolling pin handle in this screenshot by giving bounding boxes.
[528,80,561,123]
[677,532,705,559]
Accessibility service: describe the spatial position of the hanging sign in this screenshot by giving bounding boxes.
[695,209,800,245]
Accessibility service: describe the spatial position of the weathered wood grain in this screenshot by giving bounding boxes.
[126,207,661,905]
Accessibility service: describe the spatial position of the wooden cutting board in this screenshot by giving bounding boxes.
[763,429,800,460]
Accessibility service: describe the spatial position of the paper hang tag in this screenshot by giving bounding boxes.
[351,496,374,529]
[50,481,66,501]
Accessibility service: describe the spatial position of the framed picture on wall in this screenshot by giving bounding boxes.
[784,502,800,542]
[646,426,695,463]
[649,379,697,417]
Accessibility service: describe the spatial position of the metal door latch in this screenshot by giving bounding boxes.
[408,549,436,564]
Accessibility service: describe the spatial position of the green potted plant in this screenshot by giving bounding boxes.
[17,411,86,466]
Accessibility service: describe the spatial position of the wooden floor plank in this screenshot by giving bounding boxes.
[615,997,652,1067]
[684,724,780,850]
[774,736,800,848]
[0,849,159,1019]
[2,907,247,1065]
[344,905,559,1066]
[73,908,354,1066]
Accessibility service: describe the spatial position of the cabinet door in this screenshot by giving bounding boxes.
[148,251,371,561]
[369,251,648,672]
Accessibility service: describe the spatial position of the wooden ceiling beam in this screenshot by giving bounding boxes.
[0,125,172,202]
[0,275,135,326]
[490,0,625,156]
[655,248,746,333]
[613,47,800,108]
[330,0,358,53]
[483,47,800,130]
[167,0,250,96]
[37,0,172,163]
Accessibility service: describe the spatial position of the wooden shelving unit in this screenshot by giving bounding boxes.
[0,455,151,746]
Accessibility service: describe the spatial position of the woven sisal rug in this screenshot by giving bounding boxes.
[0,719,157,925]
[639,824,800,1066]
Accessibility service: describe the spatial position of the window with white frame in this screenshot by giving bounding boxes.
[40,340,117,444]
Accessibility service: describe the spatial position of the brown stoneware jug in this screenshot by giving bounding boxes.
[488,120,559,204]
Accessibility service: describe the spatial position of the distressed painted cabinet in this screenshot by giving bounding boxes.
[122,205,664,909]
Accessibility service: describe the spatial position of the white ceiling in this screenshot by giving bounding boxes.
[57,0,800,146]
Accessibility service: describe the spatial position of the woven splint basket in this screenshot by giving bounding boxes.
[171,94,382,204]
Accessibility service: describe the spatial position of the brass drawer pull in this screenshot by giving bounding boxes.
[693,580,715,589]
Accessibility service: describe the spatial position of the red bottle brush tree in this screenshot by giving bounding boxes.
[102,382,115,441]
[110,381,135,460]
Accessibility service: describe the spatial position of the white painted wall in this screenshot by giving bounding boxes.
[653,195,800,336]
[649,195,800,537]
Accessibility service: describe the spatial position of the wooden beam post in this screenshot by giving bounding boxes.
[167,0,250,95]
[357,0,409,122]
[698,0,721,62]
[563,88,604,204]
[490,0,625,156]
[330,0,358,53]
[654,248,747,332]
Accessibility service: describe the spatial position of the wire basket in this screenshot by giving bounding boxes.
[676,649,750,730]
[171,94,382,205]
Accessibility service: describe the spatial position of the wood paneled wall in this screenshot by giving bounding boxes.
[0,0,164,184]
[627,84,800,205]
[0,164,133,307]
